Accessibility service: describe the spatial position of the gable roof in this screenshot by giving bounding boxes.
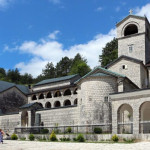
[105,55,143,69]
[19,102,43,110]
[116,15,146,27]
[34,74,80,86]
[75,66,125,84]
[0,80,29,95]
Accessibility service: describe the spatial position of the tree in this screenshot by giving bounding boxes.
[55,57,73,77]
[42,62,55,79]
[7,68,21,84]
[99,38,118,67]
[20,73,33,84]
[0,68,6,81]
[70,53,91,76]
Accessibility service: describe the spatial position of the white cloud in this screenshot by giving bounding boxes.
[48,30,60,40]
[135,3,150,20]
[96,7,103,12]
[0,0,14,10]
[13,29,116,77]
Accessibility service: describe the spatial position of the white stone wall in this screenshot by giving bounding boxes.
[0,113,20,133]
[108,59,146,88]
[117,17,146,38]
[36,107,79,126]
[118,34,145,63]
[117,16,148,64]
[78,76,117,125]
[111,89,150,135]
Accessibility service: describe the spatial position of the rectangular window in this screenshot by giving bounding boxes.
[128,45,133,53]
[104,96,109,103]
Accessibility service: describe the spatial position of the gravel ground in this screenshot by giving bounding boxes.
[1,140,150,150]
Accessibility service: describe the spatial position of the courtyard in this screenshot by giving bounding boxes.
[1,140,150,150]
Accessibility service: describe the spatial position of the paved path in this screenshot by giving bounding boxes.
[0,140,150,150]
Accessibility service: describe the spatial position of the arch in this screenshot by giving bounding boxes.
[64,100,71,106]
[39,93,44,99]
[117,104,133,134]
[64,89,71,96]
[54,101,61,107]
[45,102,51,108]
[124,24,138,36]
[32,95,37,100]
[74,98,78,105]
[54,91,61,97]
[21,111,28,127]
[46,92,52,98]
[73,88,77,94]
[139,101,150,133]
[38,103,43,108]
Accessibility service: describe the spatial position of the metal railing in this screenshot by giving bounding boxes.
[118,122,133,134]
[15,124,112,134]
[140,121,150,133]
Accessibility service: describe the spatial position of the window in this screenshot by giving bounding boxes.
[129,45,133,53]
[104,96,109,103]
[124,24,138,36]
[122,65,127,70]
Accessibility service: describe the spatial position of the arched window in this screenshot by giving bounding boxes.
[32,95,37,100]
[64,100,71,106]
[124,24,138,36]
[139,101,150,133]
[39,93,44,99]
[64,89,71,96]
[117,104,133,134]
[38,103,43,108]
[46,92,52,98]
[54,91,61,97]
[74,99,78,105]
[73,88,77,94]
[45,102,51,108]
[54,101,61,107]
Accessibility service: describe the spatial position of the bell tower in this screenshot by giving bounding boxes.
[116,12,150,64]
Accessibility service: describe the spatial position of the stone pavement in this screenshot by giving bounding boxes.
[1,140,150,150]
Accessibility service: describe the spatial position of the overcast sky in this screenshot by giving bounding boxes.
[0,0,150,77]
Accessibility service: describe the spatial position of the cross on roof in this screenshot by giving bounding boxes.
[129,9,133,15]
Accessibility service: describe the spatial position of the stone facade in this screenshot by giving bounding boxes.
[1,14,150,138]
[117,15,150,64]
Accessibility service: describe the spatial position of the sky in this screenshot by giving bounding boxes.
[0,0,150,77]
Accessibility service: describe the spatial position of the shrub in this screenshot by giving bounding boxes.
[94,127,102,134]
[41,128,49,134]
[50,130,57,141]
[66,127,72,133]
[11,133,18,140]
[111,134,119,142]
[73,137,77,141]
[76,134,85,142]
[43,136,47,141]
[123,138,135,143]
[20,137,26,141]
[60,137,70,141]
[29,134,35,141]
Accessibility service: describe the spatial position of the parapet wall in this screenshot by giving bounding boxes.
[36,106,79,126]
[0,113,20,133]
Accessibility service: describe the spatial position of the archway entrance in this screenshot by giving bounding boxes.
[117,104,133,134]
[21,111,28,127]
[139,101,150,133]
